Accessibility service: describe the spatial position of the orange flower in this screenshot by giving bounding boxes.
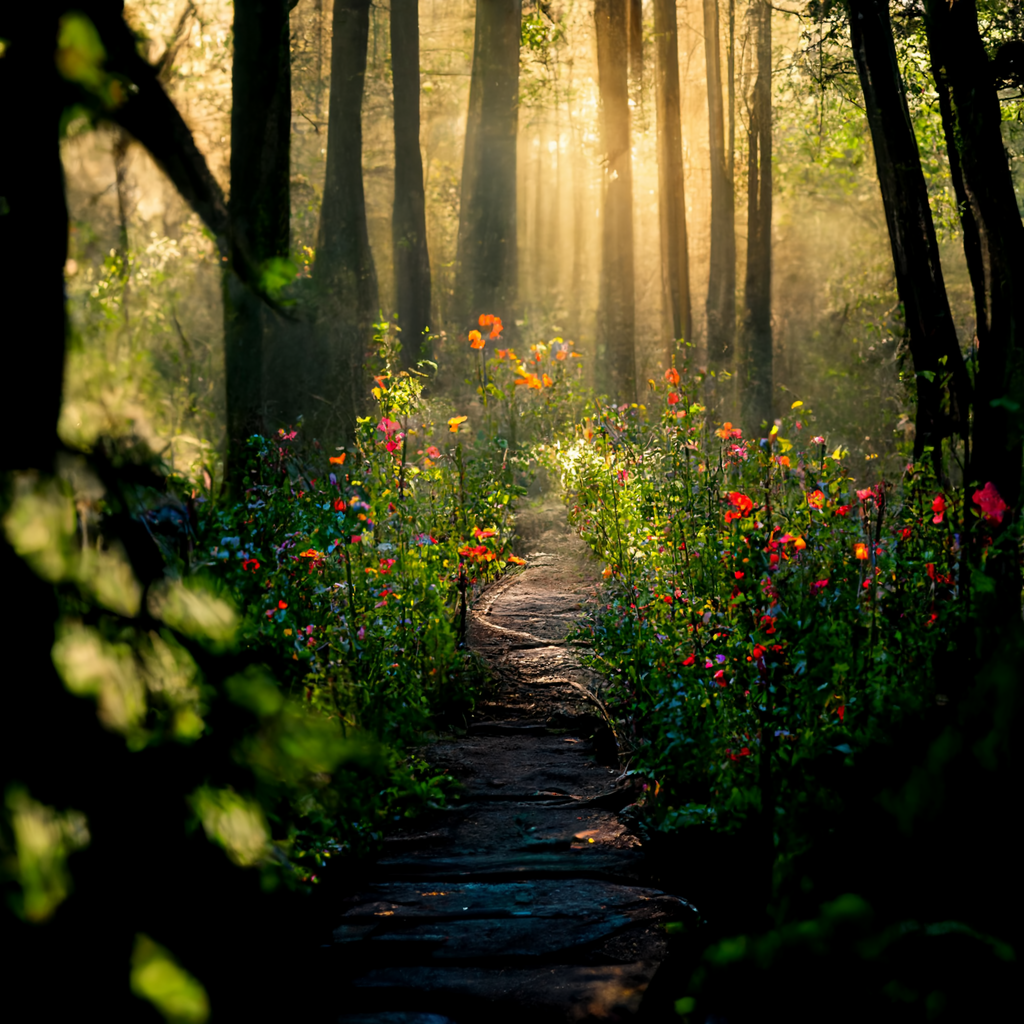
[329,454,346,465]
[794,536,807,551]
[853,542,869,560]
[806,489,825,509]
[665,367,680,385]
[777,455,791,468]
[555,349,566,361]
[478,314,495,327]
[489,316,503,339]
[299,548,323,558]
[715,421,742,440]
[469,330,485,349]
[602,566,614,578]
[507,554,527,566]
[728,492,754,516]
[542,373,554,387]
[496,349,509,359]
[473,526,497,539]
[448,415,468,433]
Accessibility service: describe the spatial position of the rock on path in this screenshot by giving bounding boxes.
[333,501,697,1023]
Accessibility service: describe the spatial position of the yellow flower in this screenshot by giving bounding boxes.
[447,415,468,433]
[854,542,869,560]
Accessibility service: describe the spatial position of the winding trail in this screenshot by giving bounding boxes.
[333,501,697,1023]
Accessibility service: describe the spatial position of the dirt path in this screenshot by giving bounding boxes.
[333,500,696,1023]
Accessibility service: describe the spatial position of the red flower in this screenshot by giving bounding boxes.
[664,367,680,385]
[931,494,946,524]
[333,498,347,512]
[242,559,260,571]
[667,392,680,405]
[277,600,288,609]
[806,490,825,509]
[836,705,845,722]
[714,670,727,684]
[833,505,851,517]
[682,654,696,666]
[728,492,754,516]
[973,482,1008,524]
[734,571,745,579]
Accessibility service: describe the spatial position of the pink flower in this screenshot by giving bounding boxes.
[931,494,946,525]
[856,487,876,503]
[377,417,401,439]
[426,446,442,459]
[973,482,1009,524]
[811,435,825,445]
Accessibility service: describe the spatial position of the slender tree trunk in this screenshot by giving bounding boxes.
[628,0,643,99]
[848,0,970,462]
[727,0,735,183]
[703,0,736,375]
[739,0,772,433]
[456,0,521,325]
[317,0,379,442]
[594,0,637,400]
[225,0,292,469]
[391,0,432,366]
[653,0,692,351]
[923,0,1024,610]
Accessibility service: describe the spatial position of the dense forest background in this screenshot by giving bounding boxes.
[55,0,1024,476]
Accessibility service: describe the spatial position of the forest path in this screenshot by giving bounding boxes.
[333,498,697,1024]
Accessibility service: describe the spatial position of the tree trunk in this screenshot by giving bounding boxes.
[317,0,379,442]
[848,0,970,462]
[739,0,772,434]
[653,0,692,351]
[225,0,292,470]
[594,0,637,400]
[923,0,1024,611]
[456,0,521,324]
[703,0,736,376]
[0,13,68,472]
[391,0,432,366]
[628,0,643,99]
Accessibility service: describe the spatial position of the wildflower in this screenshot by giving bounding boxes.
[473,526,497,539]
[853,542,869,560]
[856,487,876,503]
[806,490,825,509]
[469,330,485,349]
[357,626,365,641]
[373,374,388,390]
[727,492,754,517]
[542,373,554,387]
[716,421,743,440]
[377,417,401,439]
[793,537,807,551]
[682,654,696,666]
[811,435,825,445]
[735,571,745,579]
[379,558,396,573]
[897,526,912,541]
[602,566,614,579]
[836,705,845,722]
[667,392,680,405]
[426,446,442,459]
[973,482,1008,524]
[479,313,504,338]
[931,494,946,524]
[459,544,494,562]
[662,594,673,604]
[665,367,680,385]
[278,600,288,610]
[448,415,468,433]
[833,505,851,516]
[242,558,260,571]
[507,554,527,566]
[713,670,726,683]
[776,455,791,468]
[810,579,829,594]
[555,349,566,361]
[299,549,323,559]
[329,454,346,465]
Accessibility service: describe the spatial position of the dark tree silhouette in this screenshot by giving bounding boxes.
[594,0,637,400]
[456,0,522,325]
[848,0,970,462]
[224,0,294,470]
[391,0,432,366]
[653,0,692,353]
[739,0,773,434]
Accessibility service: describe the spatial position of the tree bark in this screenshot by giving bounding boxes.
[848,0,970,461]
[225,0,293,470]
[628,0,644,98]
[391,0,432,366]
[456,0,521,324]
[739,0,772,434]
[703,0,736,376]
[653,0,692,351]
[923,0,1024,610]
[594,0,637,400]
[317,0,379,442]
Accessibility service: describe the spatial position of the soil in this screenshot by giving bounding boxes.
[331,499,698,1023]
